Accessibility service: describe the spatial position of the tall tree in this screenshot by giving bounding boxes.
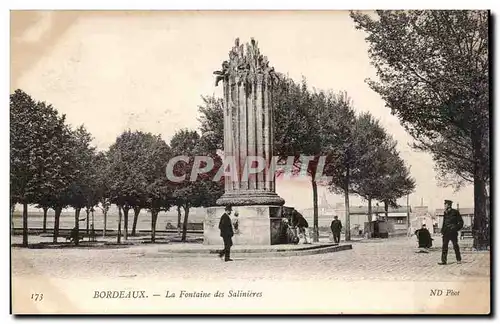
[347,113,412,222]
[325,93,358,241]
[46,125,78,244]
[142,134,172,243]
[146,178,171,243]
[376,152,416,221]
[273,77,349,242]
[273,77,333,242]
[94,152,111,237]
[68,126,97,245]
[348,113,386,221]
[107,130,153,241]
[351,10,489,249]
[10,90,75,246]
[169,129,224,242]
[10,89,44,246]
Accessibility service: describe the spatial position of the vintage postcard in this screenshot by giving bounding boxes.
[10,10,491,315]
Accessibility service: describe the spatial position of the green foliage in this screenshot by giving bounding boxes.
[350,10,489,186]
[10,90,74,207]
[197,96,224,152]
[68,126,98,211]
[274,77,317,162]
[107,131,155,207]
[323,92,358,194]
[349,113,415,205]
[169,129,224,209]
[107,130,172,211]
[106,130,173,242]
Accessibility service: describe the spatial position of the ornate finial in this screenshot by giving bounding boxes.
[215,38,276,86]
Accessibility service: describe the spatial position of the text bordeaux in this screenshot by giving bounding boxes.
[94,290,147,299]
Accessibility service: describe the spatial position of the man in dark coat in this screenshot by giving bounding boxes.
[415,224,433,248]
[330,216,342,244]
[218,205,234,262]
[439,200,464,265]
[291,210,310,244]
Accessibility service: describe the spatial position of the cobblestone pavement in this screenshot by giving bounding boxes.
[11,235,490,282]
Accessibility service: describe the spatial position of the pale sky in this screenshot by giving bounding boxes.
[11,10,475,212]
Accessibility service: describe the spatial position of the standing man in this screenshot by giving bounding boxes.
[439,200,464,265]
[218,205,234,262]
[330,216,342,244]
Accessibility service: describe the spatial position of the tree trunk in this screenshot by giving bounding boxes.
[344,175,350,241]
[132,206,141,236]
[472,169,488,250]
[53,207,62,244]
[74,207,81,246]
[22,202,28,247]
[151,209,158,243]
[471,128,489,250]
[103,211,108,237]
[85,207,90,235]
[91,208,95,242]
[123,206,130,240]
[406,194,410,230]
[384,200,389,220]
[177,206,182,236]
[181,205,190,242]
[311,179,319,242]
[367,198,372,222]
[42,206,49,233]
[117,205,123,244]
[10,203,15,236]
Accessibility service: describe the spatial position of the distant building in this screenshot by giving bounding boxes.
[349,205,411,232]
[300,192,411,234]
[409,206,435,234]
[299,193,337,228]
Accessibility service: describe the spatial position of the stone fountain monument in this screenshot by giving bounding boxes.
[204,38,287,245]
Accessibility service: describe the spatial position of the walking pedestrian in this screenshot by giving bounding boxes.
[439,200,464,265]
[218,205,234,262]
[330,216,342,244]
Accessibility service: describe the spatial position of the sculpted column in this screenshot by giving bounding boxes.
[214,38,284,207]
[205,38,285,246]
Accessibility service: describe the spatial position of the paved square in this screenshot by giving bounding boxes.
[11,235,490,282]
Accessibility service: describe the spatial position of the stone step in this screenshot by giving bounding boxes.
[146,244,352,258]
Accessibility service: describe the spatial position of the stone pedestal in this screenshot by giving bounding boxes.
[204,205,283,245]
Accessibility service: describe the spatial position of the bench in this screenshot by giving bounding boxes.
[65,228,97,243]
[460,230,473,239]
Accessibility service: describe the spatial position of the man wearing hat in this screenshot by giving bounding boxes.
[218,205,234,262]
[330,216,342,244]
[439,200,464,265]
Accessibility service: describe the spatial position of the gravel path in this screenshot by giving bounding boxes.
[11,235,489,282]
